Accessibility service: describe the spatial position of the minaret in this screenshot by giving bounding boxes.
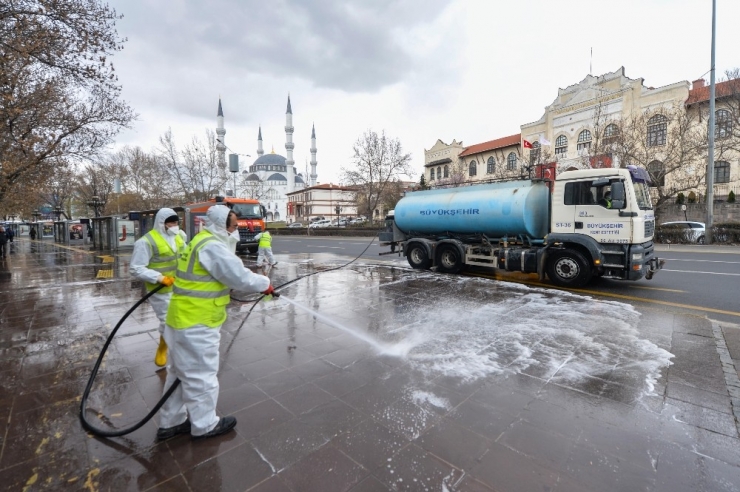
[216,98,226,169]
[310,123,318,186]
[257,126,264,157]
[285,95,295,192]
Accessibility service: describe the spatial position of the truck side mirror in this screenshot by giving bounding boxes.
[260,205,266,218]
[610,181,626,209]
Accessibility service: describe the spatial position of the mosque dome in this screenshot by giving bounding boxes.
[267,173,287,182]
[245,173,261,181]
[295,175,305,183]
[253,154,286,166]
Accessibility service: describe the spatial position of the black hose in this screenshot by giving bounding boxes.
[79,284,181,437]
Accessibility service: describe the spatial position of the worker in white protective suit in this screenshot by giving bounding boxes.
[156,205,274,440]
[130,208,187,367]
[253,230,277,270]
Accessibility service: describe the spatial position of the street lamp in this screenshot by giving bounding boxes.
[87,195,103,218]
[335,204,342,226]
[32,209,40,222]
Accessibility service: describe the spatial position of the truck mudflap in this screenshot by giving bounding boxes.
[645,256,665,280]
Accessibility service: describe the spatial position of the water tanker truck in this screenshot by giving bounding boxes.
[379,166,663,287]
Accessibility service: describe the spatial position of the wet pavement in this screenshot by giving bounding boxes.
[0,238,739,491]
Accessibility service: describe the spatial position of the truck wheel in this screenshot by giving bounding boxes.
[546,249,591,287]
[436,244,463,274]
[407,243,431,270]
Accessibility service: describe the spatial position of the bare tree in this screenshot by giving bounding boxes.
[341,130,413,222]
[610,105,706,208]
[0,0,135,208]
[158,129,228,203]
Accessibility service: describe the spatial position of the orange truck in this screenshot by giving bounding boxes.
[184,196,266,254]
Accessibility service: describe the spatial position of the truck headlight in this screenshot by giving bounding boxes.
[632,253,643,261]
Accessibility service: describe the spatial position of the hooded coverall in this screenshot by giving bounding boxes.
[254,231,276,267]
[130,208,186,365]
[158,205,270,437]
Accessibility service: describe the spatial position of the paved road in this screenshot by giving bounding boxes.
[271,236,740,325]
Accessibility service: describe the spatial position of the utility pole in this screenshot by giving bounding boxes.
[705,0,717,244]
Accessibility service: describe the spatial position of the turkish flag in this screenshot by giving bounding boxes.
[523,139,533,149]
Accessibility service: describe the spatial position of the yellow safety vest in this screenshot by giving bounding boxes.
[258,232,272,248]
[166,231,231,329]
[143,230,185,293]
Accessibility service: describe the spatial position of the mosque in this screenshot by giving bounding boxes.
[215,95,318,221]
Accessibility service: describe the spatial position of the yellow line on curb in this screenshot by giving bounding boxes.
[464,271,740,319]
[628,285,686,293]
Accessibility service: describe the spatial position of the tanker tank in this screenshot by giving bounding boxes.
[394,180,550,240]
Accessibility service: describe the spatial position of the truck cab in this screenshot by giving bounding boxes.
[547,166,660,284]
[185,197,266,254]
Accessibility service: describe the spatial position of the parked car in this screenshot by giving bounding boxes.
[660,221,706,244]
[349,217,367,225]
[287,222,304,228]
[309,219,332,229]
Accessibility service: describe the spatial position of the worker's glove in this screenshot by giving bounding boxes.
[262,285,275,296]
[158,275,175,287]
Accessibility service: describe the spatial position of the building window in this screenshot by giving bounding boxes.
[647,160,665,187]
[507,152,517,171]
[647,114,667,147]
[576,130,592,151]
[429,168,435,181]
[469,160,477,177]
[714,161,730,184]
[486,157,495,174]
[436,167,441,180]
[716,109,732,139]
[603,124,619,145]
[555,135,568,156]
[443,165,449,178]
[529,141,540,164]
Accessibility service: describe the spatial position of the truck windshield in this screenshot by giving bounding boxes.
[633,182,653,210]
[231,203,262,218]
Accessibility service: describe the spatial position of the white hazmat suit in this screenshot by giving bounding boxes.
[158,205,270,437]
[130,208,185,337]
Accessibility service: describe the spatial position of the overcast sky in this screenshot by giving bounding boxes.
[106,0,740,184]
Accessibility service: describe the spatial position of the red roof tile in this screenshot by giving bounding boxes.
[686,78,740,105]
[458,133,521,157]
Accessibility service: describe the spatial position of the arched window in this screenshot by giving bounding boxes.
[577,130,592,151]
[429,168,435,181]
[716,109,732,139]
[555,135,568,156]
[647,160,665,187]
[529,141,541,164]
[507,152,517,171]
[714,161,730,184]
[487,156,495,174]
[437,167,441,180]
[469,160,477,177]
[647,114,667,147]
[603,124,619,145]
[443,165,449,178]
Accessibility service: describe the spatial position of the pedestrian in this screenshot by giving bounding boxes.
[6,227,13,243]
[29,227,37,240]
[157,205,273,440]
[254,230,277,269]
[0,226,7,257]
[130,209,187,367]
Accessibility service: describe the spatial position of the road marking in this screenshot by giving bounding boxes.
[464,271,740,319]
[629,285,686,293]
[663,258,740,265]
[662,269,740,276]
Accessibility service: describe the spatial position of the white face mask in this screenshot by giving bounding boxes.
[227,229,240,253]
[166,225,180,236]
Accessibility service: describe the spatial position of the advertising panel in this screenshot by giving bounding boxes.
[69,223,84,240]
[42,223,54,237]
[117,220,135,247]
